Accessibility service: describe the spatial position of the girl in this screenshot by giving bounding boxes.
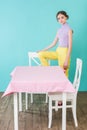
[38,10,73,77]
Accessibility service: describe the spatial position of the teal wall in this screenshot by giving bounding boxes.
[0,0,87,91]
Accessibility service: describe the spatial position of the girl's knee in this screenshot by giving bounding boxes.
[38,51,44,58]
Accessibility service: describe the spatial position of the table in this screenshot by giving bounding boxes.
[3,66,75,130]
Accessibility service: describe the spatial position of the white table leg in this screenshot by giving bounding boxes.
[14,93,18,130]
[19,93,22,111]
[62,93,66,130]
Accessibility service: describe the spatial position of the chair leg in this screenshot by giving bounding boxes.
[62,93,66,130]
[19,93,22,111]
[48,97,52,128]
[72,99,78,127]
[31,93,33,103]
[45,93,48,103]
[25,93,28,110]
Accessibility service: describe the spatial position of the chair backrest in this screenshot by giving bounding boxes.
[28,52,51,66]
[73,58,82,92]
[28,52,41,66]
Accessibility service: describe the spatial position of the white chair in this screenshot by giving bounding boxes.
[25,52,48,110]
[48,58,83,128]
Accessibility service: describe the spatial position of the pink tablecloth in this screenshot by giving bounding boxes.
[3,66,75,96]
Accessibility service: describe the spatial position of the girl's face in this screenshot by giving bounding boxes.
[57,14,67,24]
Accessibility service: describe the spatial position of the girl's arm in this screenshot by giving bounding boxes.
[38,36,58,52]
[63,29,73,70]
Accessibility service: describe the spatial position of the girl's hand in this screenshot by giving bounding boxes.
[63,61,68,73]
[37,50,40,53]
[36,50,43,53]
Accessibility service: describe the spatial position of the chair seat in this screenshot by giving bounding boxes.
[48,93,76,100]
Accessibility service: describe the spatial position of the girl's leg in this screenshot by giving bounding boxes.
[56,47,70,77]
[38,51,58,66]
[57,47,70,105]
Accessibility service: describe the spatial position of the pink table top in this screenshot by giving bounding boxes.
[3,66,75,96]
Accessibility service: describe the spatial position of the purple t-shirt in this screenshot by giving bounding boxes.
[56,23,71,47]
